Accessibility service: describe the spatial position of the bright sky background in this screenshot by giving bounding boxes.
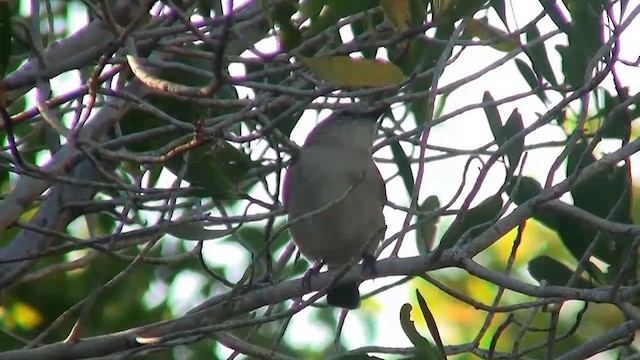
[21,0,640,358]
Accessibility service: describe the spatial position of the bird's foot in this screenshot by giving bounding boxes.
[362,253,377,277]
[302,261,325,290]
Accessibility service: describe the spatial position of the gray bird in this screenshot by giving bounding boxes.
[282,108,387,309]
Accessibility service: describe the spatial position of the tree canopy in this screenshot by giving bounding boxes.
[1,0,640,359]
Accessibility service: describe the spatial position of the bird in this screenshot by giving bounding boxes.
[282,107,387,309]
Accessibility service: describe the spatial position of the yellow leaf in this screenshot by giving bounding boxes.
[381,0,410,31]
[301,56,404,87]
[12,302,42,330]
[465,17,520,52]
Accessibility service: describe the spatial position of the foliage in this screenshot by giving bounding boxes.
[1,0,640,359]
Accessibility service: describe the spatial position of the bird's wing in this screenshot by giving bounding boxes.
[373,162,387,207]
[281,161,293,210]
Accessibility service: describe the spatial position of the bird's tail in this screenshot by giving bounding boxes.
[327,282,360,309]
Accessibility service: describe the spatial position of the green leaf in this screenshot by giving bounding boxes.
[391,23,452,124]
[502,109,524,175]
[408,0,429,27]
[598,88,639,140]
[464,17,520,52]
[537,141,632,265]
[196,0,218,16]
[381,0,411,31]
[555,44,581,89]
[337,355,384,360]
[349,11,385,59]
[538,0,573,34]
[558,0,604,88]
[0,1,11,78]
[514,58,548,103]
[525,25,558,86]
[437,0,490,21]
[300,0,324,19]
[568,0,604,59]
[399,303,441,360]
[482,95,523,175]
[490,0,507,27]
[272,1,302,51]
[482,91,502,142]
[416,196,440,255]
[528,255,594,288]
[439,194,503,248]
[167,221,240,241]
[415,290,446,359]
[244,61,300,135]
[237,223,291,256]
[567,141,632,222]
[304,0,378,38]
[390,140,415,199]
[325,0,379,18]
[394,38,436,124]
[507,176,542,205]
[165,141,259,199]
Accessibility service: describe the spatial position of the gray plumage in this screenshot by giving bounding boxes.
[283,109,387,309]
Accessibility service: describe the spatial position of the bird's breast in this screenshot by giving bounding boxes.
[285,147,385,266]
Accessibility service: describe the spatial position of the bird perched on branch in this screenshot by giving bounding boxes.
[282,107,387,309]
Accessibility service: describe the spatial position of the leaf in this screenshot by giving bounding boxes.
[521,141,633,265]
[528,255,594,288]
[272,1,302,51]
[598,87,639,140]
[167,221,241,241]
[507,176,542,205]
[337,355,384,360]
[417,196,440,255]
[599,89,626,139]
[349,11,386,59]
[408,0,429,27]
[464,17,519,52]
[502,109,524,175]
[566,141,632,222]
[538,0,573,34]
[482,91,502,142]
[381,0,411,31]
[393,37,438,124]
[277,21,303,52]
[165,141,259,199]
[196,0,218,16]
[399,303,442,360]
[415,290,446,359]
[233,223,292,261]
[11,302,43,330]
[300,0,324,19]
[390,140,415,198]
[304,0,378,38]
[490,0,507,27]
[482,95,523,176]
[244,61,301,135]
[301,56,404,87]
[558,0,604,88]
[555,44,582,89]
[439,194,503,248]
[525,25,558,86]
[514,58,548,103]
[0,0,11,78]
[568,0,604,58]
[325,0,378,17]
